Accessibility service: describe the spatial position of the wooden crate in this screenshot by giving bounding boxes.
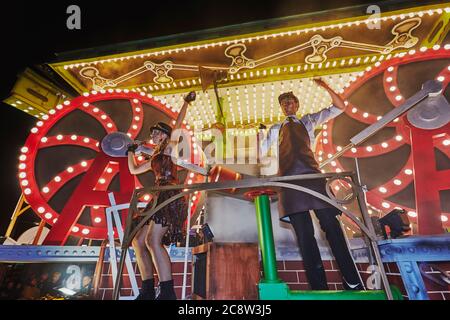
[191,242,260,300]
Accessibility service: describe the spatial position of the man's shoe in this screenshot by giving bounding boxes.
[342,278,365,290]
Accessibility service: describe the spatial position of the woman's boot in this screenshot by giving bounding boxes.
[155,280,177,300]
[136,278,155,300]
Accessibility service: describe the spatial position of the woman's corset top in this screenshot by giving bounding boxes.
[155,170,176,184]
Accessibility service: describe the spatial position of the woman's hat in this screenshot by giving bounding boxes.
[150,122,172,136]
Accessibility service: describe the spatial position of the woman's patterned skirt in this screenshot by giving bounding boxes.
[143,180,188,246]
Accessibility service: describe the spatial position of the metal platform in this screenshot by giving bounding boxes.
[0,245,191,263]
[377,234,450,300]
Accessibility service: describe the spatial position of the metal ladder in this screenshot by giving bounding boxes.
[105,192,144,300]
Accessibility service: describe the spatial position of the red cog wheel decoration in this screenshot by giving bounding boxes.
[18,90,205,245]
[316,47,450,232]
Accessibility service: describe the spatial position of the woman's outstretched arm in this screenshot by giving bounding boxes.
[173,91,196,131]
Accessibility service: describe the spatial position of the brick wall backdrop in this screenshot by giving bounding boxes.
[97,259,449,300]
[277,261,449,300]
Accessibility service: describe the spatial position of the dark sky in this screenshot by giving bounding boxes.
[0,0,428,236]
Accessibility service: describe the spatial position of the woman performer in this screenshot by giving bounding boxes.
[127,91,196,300]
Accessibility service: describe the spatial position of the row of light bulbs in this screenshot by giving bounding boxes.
[152,72,358,130]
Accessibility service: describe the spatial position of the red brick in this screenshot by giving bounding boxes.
[120,288,132,297]
[335,283,344,290]
[419,264,434,273]
[174,287,191,299]
[325,270,342,283]
[171,262,192,273]
[357,263,369,271]
[431,263,450,273]
[323,260,333,271]
[102,289,113,300]
[386,263,399,273]
[387,275,407,295]
[279,271,299,283]
[428,292,444,300]
[288,283,310,291]
[424,277,450,292]
[99,274,138,290]
[260,260,285,271]
[276,261,285,270]
[121,276,137,289]
[297,271,308,282]
[443,292,450,300]
[173,274,192,287]
[284,261,304,271]
[95,289,105,300]
[358,272,370,283]
[329,283,340,290]
[100,275,113,288]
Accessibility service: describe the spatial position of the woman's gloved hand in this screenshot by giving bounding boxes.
[184,91,196,103]
[126,143,139,155]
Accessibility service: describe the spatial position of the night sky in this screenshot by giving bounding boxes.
[0,0,424,237]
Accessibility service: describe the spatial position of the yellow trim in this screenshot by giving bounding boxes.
[3,68,72,115]
[421,11,450,47]
[52,67,88,94]
[51,3,447,68]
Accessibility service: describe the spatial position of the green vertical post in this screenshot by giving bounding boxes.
[214,96,226,163]
[254,194,280,283]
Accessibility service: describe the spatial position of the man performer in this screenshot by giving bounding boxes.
[261,78,363,290]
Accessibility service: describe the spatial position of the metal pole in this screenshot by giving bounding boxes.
[93,240,107,298]
[76,237,84,246]
[113,248,127,300]
[338,217,365,289]
[354,158,364,200]
[32,219,46,245]
[254,194,279,283]
[352,166,394,300]
[354,158,375,266]
[370,240,394,300]
[5,194,25,238]
[182,195,192,300]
